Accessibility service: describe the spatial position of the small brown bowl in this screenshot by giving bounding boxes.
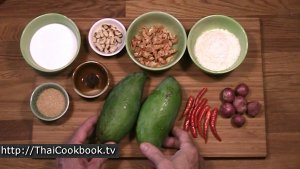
[72,61,111,98]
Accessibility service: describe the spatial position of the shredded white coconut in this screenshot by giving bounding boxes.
[194,29,240,71]
[30,24,78,70]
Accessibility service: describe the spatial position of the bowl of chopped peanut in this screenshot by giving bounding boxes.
[126,11,187,71]
[88,18,126,56]
[30,83,70,121]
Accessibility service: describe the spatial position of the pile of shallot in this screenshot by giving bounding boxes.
[220,83,261,127]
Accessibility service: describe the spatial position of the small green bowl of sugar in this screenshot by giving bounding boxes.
[187,15,248,74]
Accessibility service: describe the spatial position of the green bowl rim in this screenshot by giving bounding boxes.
[30,82,70,121]
[126,11,187,71]
[20,13,81,73]
[187,15,248,74]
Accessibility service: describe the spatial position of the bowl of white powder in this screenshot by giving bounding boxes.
[187,15,248,74]
[20,13,81,73]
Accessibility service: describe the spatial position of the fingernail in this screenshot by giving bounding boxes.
[105,141,116,144]
[140,143,149,152]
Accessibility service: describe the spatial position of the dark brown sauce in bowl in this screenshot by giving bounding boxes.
[73,61,110,98]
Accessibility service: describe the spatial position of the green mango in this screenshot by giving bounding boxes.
[96,72,147,143]
[136,76,182,147]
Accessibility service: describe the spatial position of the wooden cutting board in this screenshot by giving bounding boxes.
[32,18,267,158]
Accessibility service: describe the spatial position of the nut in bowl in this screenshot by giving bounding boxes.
[126,11,187,71]
[30,83,70,121]
[72,61,111,99]
[187,15,248,74]
[88,18,126,56]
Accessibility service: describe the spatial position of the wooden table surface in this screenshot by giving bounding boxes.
[0,0,299,169]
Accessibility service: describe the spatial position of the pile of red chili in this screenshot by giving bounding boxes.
[180,88,222,143]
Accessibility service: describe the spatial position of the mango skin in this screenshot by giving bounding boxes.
[96,72,147,143]
[136,76,182,147]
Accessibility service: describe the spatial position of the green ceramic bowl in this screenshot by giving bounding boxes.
[187,15,248,74]
[20,13,81,73]
[126,11,187,71]
[30,83,70,121]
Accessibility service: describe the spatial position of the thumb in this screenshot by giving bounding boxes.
[88,141,116,169]
[88,157,107,169]
[140,142,166,166]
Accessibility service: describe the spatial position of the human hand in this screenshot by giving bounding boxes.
[140,127,204,169]
[56,115,110,169]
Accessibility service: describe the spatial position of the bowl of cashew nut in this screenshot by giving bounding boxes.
[88,18,126,57]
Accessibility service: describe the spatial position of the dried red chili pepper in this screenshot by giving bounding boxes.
[190,103,199,128]
[191,99,206,130]
[195,98,208,128]
[190,126,198,138]
[210,108,222,142]
[197,105,210,138]
[179,96,194,120]
[190,99,207,137]
[183,105,193,131]
[195,88,208,105]
[183,118,190,131]
[203,108,212,144]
